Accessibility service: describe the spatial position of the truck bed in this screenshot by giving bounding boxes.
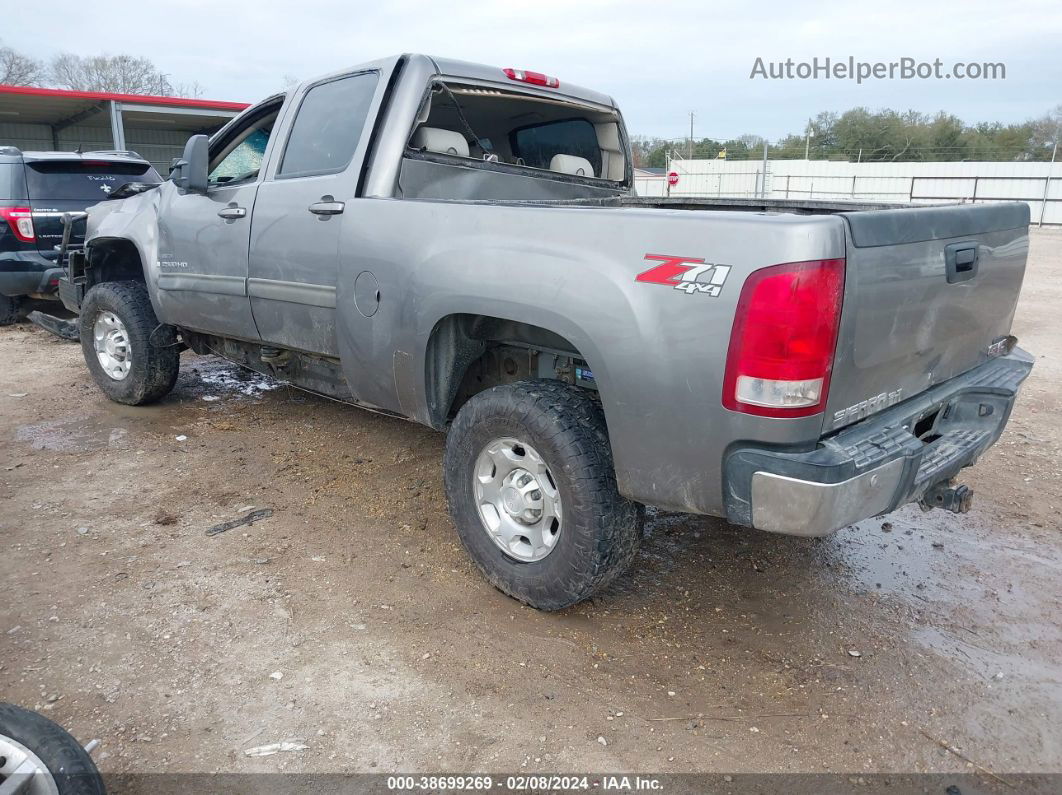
[446,195,1031,436]
[549,195,926,214]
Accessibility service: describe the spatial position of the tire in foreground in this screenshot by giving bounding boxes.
[0,702,105,795]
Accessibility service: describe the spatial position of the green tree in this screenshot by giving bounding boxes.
[638,105,1062,163]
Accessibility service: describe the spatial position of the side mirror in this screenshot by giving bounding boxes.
[171,135,209,193]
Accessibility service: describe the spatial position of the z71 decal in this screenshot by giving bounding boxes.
[636,254,732,297]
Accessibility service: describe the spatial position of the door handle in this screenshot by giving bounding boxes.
[308,200,345,216]
[217,206,247,220]
[944,242,978,283]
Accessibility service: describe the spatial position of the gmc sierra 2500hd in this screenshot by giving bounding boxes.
[60,54,1032,610]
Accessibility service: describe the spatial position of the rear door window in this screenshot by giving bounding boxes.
[278,72,379,178]
[25,161,161,201]
[511,119,602,176]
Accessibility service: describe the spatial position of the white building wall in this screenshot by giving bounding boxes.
[644,158,1062,224]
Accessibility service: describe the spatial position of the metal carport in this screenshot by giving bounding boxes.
[0,85,249,174]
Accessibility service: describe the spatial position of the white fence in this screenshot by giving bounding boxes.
[635,159,1062,225]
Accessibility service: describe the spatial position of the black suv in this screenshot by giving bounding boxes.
[0,147,161,324]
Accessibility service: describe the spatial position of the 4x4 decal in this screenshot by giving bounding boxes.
[636,254,732,296]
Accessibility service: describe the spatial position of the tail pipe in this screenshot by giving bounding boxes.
[919,480,974,514]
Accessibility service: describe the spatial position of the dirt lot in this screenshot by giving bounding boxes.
[2,230,1061,780]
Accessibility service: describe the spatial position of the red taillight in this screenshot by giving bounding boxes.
[503,67,560,88]
[0,206,35,242]
[722,258,845,418]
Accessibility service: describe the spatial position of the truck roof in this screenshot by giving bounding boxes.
[302,54,617,111]
[425,55,617,109]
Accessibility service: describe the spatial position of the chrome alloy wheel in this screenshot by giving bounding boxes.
[92,311,132,381]
[0,733,60,795]
[473,437,562,562]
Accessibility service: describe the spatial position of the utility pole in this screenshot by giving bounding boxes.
[804,119,811,160]
[1039,133,1058,228]
[688,111,694,159]
[761,139,769,198]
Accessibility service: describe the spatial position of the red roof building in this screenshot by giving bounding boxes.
[0,84,250,172]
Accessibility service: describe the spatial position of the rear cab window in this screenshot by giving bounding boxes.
[400,79,629,199]
[511,119,602,176]
[25,160,161,201]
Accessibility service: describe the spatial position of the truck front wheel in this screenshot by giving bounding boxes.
[443,379,642,610]
[79,281,179,405]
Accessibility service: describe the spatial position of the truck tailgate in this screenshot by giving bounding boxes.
[825,202,1030,432]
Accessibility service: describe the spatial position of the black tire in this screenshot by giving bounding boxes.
[0,703,105,795]
[79,281,179,405]
[0,293,23,326]
[444,379,642,611]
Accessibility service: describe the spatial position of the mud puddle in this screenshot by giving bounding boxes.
[15,415,129,453]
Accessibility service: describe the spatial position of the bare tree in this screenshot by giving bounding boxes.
[1029,104,1062,154]
[49,53,202,97]
[174,80,205,99]
[738,134,766,150]
[0,39,45,86]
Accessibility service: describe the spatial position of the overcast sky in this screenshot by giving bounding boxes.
[7,0,1061,141]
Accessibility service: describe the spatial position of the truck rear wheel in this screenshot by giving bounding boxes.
[79,281,179,405]
[443,379,642,610]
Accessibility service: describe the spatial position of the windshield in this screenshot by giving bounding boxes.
[25,161,160,202]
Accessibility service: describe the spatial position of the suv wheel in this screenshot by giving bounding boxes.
[444,379,643,610]
[0,702,105,795]
[0,293,23,326]
[79,281,179,405]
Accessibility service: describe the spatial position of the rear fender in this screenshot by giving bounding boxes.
[335,200,846,515]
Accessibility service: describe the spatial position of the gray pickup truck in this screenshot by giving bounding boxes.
[60,54,1033,610]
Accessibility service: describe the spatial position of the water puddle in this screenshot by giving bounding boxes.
[16,416,129,453]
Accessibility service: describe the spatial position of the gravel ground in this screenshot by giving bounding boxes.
[1,230,1060,782]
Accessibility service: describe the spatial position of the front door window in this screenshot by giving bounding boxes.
[208,120,275,187]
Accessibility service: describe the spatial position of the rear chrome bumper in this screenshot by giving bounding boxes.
[724,348,1034,537]
[750,459,905,536]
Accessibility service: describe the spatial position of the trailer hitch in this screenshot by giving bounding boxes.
[919,480,974,514]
